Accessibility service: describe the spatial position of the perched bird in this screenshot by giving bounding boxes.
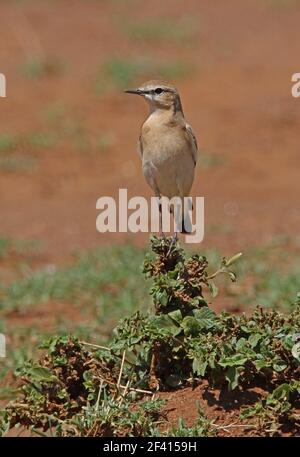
[125,80,198,236]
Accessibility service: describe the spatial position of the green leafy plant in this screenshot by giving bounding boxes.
[0,335,163,437]
[168,405,216,437]
[123,17,196,43]
[241,381,300,435]
[1,236,299,436]
[94,57,189,93]
[21,57,66,80]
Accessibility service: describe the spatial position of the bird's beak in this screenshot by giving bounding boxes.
[124,88,143,95]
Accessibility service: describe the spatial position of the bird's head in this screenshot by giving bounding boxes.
[125,80,183,113]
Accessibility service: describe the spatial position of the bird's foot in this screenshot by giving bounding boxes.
[159,231,166,239]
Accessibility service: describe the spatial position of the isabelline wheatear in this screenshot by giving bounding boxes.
[125,80,198,236]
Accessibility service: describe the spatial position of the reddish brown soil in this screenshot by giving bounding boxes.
[5,299,88,332]
[0,0,300,436]
[158,382,264,437]
[1,0,300,259]
[159,381,300,437]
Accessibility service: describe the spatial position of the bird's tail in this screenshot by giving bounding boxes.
[173,198,193,234]
[181,211,192,234]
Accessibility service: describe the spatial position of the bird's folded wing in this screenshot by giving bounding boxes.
[137,134,143,159]
[185,123,198,166]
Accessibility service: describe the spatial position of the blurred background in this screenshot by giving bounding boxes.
[1,0,300,400]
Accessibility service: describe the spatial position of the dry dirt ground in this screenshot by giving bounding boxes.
[0,0,300,436]
[1,0,300,258]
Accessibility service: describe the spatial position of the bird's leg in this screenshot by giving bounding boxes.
[166,202,181,255]
[158,196,165,238]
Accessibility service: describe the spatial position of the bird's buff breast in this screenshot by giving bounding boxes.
[141,122,188,163]
[141,125,194,197]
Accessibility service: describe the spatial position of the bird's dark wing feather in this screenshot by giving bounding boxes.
[138,134,143,158]
[185,123,198,166]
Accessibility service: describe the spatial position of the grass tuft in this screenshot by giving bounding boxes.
[21,57,66,80]
[1,237,299,437]
[95,56,190,93]
[123,17,196,43]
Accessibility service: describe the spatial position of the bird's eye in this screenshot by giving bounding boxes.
[154,88,163,95]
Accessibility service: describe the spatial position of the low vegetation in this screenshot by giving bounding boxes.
[94,57,189,93]
[1,237,299,436]
[123,17,196,43]
[20,57,66,80]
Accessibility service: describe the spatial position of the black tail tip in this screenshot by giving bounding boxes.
[181,218,192,234]
[181,224,192,234]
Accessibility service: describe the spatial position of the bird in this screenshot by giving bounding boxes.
[125,80,198,238]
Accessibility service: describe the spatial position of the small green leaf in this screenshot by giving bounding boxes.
[292,342,300,362]
[240,403,262,419]
[272,359,287,373]
[150,315,178,336]
[219,354,248,368]
[193,307,217,330]
[181,316,200,337]
[254,358,271,371]
[236,337,247,351]
[192,358,207,377]
[271,383,290,400]
[57,388,69,400]
[225,366,240,390]
[248,333,261,348]
[168,309,183,324]
[28,366,57,383]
